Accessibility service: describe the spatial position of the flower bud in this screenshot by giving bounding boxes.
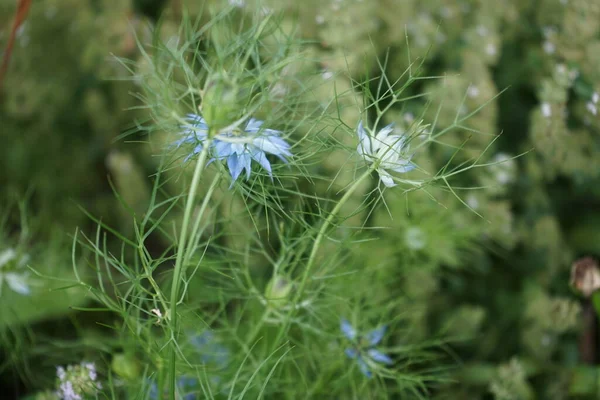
[571,257,600,298]
[265,275,293,308]
[111,353,141,381]
[201,74,240,131]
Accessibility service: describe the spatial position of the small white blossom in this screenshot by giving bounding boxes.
[543,41,555,54]
[0,248,30,296]
[405,227,426,250]
[593,92,599,104]
[315,15,325,24]
[467,85,480,98]
[485,43,497,57]
[356,121,416,187]
[322,70,334,80]
[586,102,597,115]
[541,102,552,118]
[466,194,480,210]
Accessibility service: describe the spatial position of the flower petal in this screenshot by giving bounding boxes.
[251,150,273,177]
[253,136,291,159]
[357,121,372,157]
[227,153,243,182]
[391,161,416,174]
[344,348,358,359]
[6,273,30,295]
[239,152,252,180]
[367,348,393,365]
[0,249,16,269]
[341,319,357,340]
[375,123,394,143]
[378,169,396,187]
[356,357,372,378]
[245,118,264,131]
[214,141,233,159]
[365,325,387,345]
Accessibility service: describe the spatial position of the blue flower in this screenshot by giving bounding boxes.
[175,114,209,162]
[176,114,291,184]
[189,331,230,369]
[341,319,393,378]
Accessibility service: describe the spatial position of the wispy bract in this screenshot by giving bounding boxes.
[356,121,415,187]
[176,114,291,184]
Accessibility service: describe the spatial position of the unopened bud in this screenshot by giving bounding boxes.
[571,257,600,297]
[111,353,140,381]
[201,74,240,131]
[265,275,293,307]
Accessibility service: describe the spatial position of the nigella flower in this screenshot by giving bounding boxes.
[174,114,209,162]
[0,248,30,296]
[176,114,291,184]
[190,331,230,369]
[356,121,415,187]
[341,319,393,378]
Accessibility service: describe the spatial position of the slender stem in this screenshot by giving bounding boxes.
[168,141,211,399]
[294,167,374,302]
[267,167,374,350]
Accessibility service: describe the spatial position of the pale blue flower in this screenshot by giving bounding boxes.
[174,114,209,162]
[357,121,415,187]
[176,114,291,184]
[211,118,291,183]
[341,319,393,378]
[190,331,230,368]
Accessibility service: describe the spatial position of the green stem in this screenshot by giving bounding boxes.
[168,141,211,399]
[294,167,373,302]
[259,167,375,350]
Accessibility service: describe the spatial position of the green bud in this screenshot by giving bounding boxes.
[201,74,240,131]
[111,353,141,381]
[265,275,293,308]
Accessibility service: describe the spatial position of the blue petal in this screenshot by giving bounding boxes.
[341,319,357,340]
[178,376,198,388]
[356,357,372,378]
[214,141,233,159]
[251,149,272,177]
[253,136,291,160]
[345,348,358,359]
[148,381,159,400]
[391,161,416,174]
[367,349,393,365]
[239,152,252,180]
[227,153,243,181]
[245,118,264,131]
[190,331,214,348]
[365,326,386,345]
[183,144,203,162]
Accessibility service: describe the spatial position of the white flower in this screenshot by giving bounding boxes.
[357,121,416,187]
[541,102,552,118]
[0,248,30,296]
[586,102,597,116]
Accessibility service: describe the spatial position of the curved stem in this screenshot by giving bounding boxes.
[168,141,211,399]
[294,167,374,303]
